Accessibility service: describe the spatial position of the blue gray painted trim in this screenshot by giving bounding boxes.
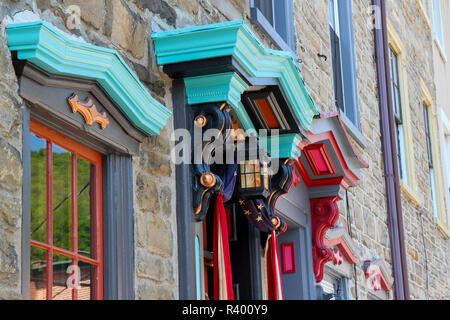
[21,103,31,300]
[172,79,198,299]
[337,1,361,131]
[195,236,202,300]
[103,154,135,300]
[339,111,367,149]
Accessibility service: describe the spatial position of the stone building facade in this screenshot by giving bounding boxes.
[0,0,448,300]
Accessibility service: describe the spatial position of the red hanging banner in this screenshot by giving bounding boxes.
[213,194,234,300]
[266,231,284,300]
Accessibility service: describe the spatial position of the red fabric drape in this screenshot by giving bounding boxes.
[266,231,284,300]
[213,194,234,300]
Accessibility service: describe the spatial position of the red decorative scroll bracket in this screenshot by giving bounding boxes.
[310,196,341,283]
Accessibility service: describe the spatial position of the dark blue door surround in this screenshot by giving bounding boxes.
[276,181,316,300]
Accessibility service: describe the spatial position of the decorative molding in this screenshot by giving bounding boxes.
[363,259,394,292]
[310,196,341,283]
[259,133,302,159]
[303,144,337,177]
[267,160,294,217]
[184,72,255,133]
[191,103,232,221]
[296,112,368,190]
[324,226,360,265]
[68,93,109,129]
[331,249,343,266]
[7,21,171,136]
[152,20,319,132]
[416,0,432,29]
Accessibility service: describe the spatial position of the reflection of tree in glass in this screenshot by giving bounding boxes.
[30,151,92,263]
[30,149,46,245]
[77,157,92,258]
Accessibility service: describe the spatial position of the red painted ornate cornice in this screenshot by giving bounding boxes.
[363,258,394,292]
[294,112,368,190]
[324,226,360,265]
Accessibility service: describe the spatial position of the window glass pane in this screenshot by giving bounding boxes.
[397,124,408,184]
[432,0,445,48]
[78,262,94,300]
[30,133,47,243]
[423,104,433,166]
[52,253,74,300]
[255,0,274,25]
[30,246,47,300]
[430,168,438,218]
[77,157,92,258]
[328,0,340,36]
[52,144,72,251]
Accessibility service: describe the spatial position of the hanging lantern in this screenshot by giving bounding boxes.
[237,139,271,199]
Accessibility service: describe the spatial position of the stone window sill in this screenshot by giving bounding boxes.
[437,220,450,240]
[434,38,448,64]
[416,0,432,29]
[339,110,367,149]
[400,180,422,208]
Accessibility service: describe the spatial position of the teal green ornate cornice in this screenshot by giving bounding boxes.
[152,20,319,131]
[7,21,171,136]
[184,72,255,132]
[259,133,302,159]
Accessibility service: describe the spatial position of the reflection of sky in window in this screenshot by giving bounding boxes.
[30,133,46,151]
[52,143,69,154]
[30,133,70,154]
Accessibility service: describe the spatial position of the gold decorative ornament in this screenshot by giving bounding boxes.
[68,93,109,129]
[200,172,216,188]
[271,216,281,229]
[194,115,207,128]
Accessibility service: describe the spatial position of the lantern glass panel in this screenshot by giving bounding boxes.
[263,162,269,190]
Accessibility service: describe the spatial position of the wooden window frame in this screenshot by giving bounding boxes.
[421,80,448,230]
[431,0,447,62]
[329,0,345,116]
[250,0,297,55]
[328,0,364,147]
[439,109,450,235]
[29,120,104,300]
[416,0,432,29]
[387,20,420,205]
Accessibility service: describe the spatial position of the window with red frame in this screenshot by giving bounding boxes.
[29,121,103,300]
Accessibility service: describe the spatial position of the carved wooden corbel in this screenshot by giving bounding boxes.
[266,159,293,233]
[191,103,233,221]
[310,196,341,283]
[68,93,109,129]
[267,159,293,215]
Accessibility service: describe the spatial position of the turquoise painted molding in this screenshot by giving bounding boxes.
[259,133,302,159]
[152,20,319,132]
[7,21,171,136]
[184,72,255,133]
[195,236,201,300]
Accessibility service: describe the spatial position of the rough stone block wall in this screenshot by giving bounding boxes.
[0,3,23,298]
